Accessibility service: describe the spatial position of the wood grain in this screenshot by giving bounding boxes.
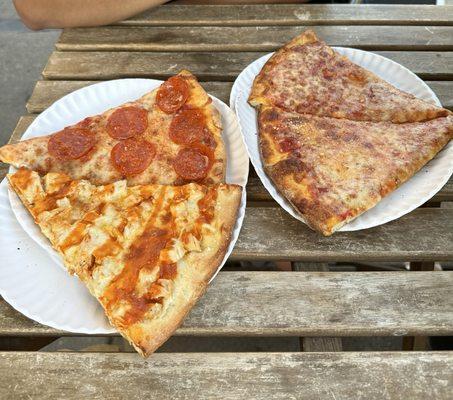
[56,26,453,52]
[292,262,343,352]
[119,4,453,26]
[26,80,233,113]
[234,207,453,262]
[7,115,37,144]
[42,51,453,81]
[1,351,451,399]
[1,271,452,337]
[25,80,453,113]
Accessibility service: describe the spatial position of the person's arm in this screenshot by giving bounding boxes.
[13,0,170,30]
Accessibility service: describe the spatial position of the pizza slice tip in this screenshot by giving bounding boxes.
[249,29,450,123]
[8,168,242,356]
[1,70,225,187]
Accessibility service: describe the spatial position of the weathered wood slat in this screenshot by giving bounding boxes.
[1,115,37,149]
[6,114,453,204]
[1,352,451,399]
[1,271,452,337]
[7,115,37,145]
[56,26,453,52]
[26,80,453,113]
[42,51,453,81]
[292,262,343,352]
[235,207,453,262]
[27,80,233,113]
[119,4,453,26]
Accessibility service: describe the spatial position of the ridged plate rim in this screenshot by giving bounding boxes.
[231,48,453,231]
[1,78,248,333]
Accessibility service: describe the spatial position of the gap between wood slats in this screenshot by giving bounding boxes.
[233,207,453,262]
[0,352,451,400]
[1,271,452,337]
[41,51,453,81]
[55,25,453,52]
[115,5,453,27]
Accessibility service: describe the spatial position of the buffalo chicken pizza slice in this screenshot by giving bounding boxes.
[8,168,242,356]
[258,106,453,235]
[0,70,225,186]
[249,30,449,123]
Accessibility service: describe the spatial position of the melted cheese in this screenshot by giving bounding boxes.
[8,168,241,356]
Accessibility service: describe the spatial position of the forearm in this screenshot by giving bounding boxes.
[14,0,169,30]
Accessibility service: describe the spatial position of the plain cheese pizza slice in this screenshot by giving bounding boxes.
[249,30,449,123]
[258,106,453,235]
[8,168,242,356]
[0,70,225,186]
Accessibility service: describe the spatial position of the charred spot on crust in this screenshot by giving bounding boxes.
[271,158,308,176]
[259,140,274,161]
[343,132,359,142]
[348,69,367,84]
[260,108,280,123]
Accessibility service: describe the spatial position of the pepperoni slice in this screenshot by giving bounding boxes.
[106,106,148,140]
[173,147,212,181]
[156,76,190,114]
[111,138,155,176]
[169,108,207,146]
[48,127,96,161]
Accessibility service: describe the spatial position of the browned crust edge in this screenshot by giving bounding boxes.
[248,30,319,108]
[125,185,242,357]
[258,108,453,235]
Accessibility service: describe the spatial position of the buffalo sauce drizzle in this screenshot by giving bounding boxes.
[101,185,219,328]
[10,168,35,192]
[101,188,177,327]
[191,186,218,241]
[92,236,122,260]
[28,179,74,217]
[59,205,105,252]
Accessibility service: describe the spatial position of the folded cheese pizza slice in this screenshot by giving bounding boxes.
[258,106,453,235]
[8,168,242,356]
[1,70,225,186]
[249,30,449,123]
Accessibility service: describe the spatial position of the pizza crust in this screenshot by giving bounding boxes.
[8,169,242,356]
[250,30,453,235]
[123,188,241,356]
[249,30,449,123]
[258,106,453,236]
[249,30,318,108]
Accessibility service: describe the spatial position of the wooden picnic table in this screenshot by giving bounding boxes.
[1,3,453,399]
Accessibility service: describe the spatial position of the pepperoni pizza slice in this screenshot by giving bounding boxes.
[258,106,453,235]
[249,30,449,123]
[0,70,225,186]
[8,168,242,356]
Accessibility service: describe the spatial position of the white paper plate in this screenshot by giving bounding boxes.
[1,79,248,333]
[232,48,453,231]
